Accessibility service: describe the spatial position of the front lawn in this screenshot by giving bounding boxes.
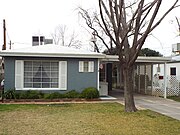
[0,103,180,135]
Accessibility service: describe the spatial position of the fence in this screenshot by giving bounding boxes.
[153,75,180,96]
[135,64,180,97]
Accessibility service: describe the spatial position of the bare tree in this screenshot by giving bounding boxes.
[175,16,180,35]
[51,25,81,48]
[80,0,179,112]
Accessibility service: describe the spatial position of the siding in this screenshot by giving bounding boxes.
[4,56,98,93]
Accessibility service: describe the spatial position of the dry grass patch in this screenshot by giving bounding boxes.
[0,103,180,135]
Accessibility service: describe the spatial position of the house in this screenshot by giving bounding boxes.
[0,44,105,93]
[1,43,176,97]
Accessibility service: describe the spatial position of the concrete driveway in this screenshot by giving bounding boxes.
[109,89,180,121]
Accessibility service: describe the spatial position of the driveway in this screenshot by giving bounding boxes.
[109,89,180,121]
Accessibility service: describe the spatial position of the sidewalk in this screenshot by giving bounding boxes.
[109,89,180,121]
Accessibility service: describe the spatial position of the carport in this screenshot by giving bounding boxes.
[100,55,171,98]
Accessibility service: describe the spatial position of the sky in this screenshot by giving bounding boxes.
[0,0,180,56]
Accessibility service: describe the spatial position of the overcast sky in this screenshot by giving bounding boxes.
[0,0,180,56]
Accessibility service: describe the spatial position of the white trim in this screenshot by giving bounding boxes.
[18,88,61,91]
[15,60,24,90]
[164,62,167,98]
[0,52,105,59]
[97,60,100,91]
[88,61,94,72]
[79,61,84,72]
[59,61,67,90]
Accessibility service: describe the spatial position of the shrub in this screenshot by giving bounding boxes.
[64,90,80,98]
[4,89,16,99]
[13,90,44,99]
[81,87,99,99]
[26,91,44,99]
[44,92,64,99]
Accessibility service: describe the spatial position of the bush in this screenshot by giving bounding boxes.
[81,87,99,99]
[44,92,64,99]
[64,90,80,98]
[4,89,16,99]
[26,91,44,99]
[13,90,44,99]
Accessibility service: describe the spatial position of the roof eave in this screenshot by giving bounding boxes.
[0,52,105,59]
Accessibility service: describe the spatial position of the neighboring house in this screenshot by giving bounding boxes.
[0,44,104,93]
[153,55,180,96]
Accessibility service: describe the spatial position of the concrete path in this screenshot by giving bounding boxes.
[109,89,180,121]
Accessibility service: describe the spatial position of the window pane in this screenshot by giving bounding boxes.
[24,78,33,82]
[24,72,32,77]
[24,83,33,88]
[42,78,50,82]
[51,66,58,71]
[33,83,41,88]
[51,62,58,67]
[51,83,58,88]
[84,61,89,72]
[51,72,58,77]
[33,61,41,67]
[24,66,32,71]
[42,72,50,78]
[24,61,32,67]
[33,71,41,77]
[51,78,58,82]
[42,62,50,71]
[42,83,50,88]
[170,68,176,75]
[33,78,41,82]
[33,66,41,72]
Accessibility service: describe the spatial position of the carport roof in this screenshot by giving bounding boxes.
[102,55,171,64]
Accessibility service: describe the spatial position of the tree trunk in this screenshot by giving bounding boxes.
[123,65,137,112]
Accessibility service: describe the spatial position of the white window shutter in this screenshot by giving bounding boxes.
[88,61,94,72]
[59,61,67,90]
[79,61,84,72]
[15,60,24,90]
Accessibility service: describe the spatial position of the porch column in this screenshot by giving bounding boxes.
[106,63,112,91]
[164,62,167,98]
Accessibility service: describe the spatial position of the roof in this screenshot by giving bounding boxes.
[102,55,171,64]
[0,44,105,59]
[0,44,172,63]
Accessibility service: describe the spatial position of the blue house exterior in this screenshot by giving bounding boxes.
[0,44,105,93]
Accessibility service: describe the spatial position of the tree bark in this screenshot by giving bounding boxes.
[123,65,137,112]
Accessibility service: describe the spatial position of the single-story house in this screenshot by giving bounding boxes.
[0,44,105,93]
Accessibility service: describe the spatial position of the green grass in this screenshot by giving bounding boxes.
[0,103,180,135]
[168,96,180,102]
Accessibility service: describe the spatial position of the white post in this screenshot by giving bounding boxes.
[97,59,100,91]
[164,62,167,98]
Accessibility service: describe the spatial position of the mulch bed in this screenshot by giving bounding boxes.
[0,98,102,103]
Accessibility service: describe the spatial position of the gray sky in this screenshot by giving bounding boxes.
[0,0,180,56]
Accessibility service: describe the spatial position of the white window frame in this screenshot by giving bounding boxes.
[79,61,94,73]
[15,60,67,90]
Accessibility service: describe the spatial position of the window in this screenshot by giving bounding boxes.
[15,60,67,90]
[24,61,59,88]
[79,61,94,72]
[170,67,176,75]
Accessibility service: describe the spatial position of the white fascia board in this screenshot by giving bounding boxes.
[0,52,105,59]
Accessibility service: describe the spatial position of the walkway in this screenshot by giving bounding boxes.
[109,89,180,121]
